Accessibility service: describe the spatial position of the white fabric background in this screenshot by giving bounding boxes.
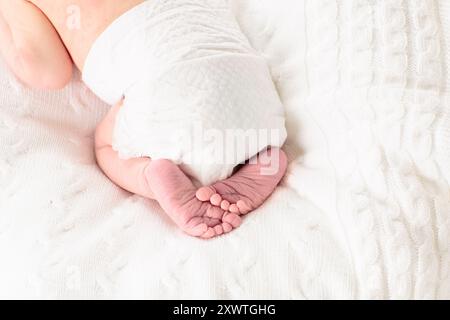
[0,0,449,299]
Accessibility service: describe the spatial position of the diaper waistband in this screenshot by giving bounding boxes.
[82,0,156,105]
[82,0,249,105]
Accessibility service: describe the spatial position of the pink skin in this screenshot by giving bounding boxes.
[146,146,288,238]
[95,102,288,239]
[0,1,147,88]
[0,0,288,239]
[143,159,242,238]
[195,148,288,215]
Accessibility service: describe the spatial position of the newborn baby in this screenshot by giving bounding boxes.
[0,0,288,239]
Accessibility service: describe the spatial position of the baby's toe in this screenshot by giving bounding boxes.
[223,213,241,228]
[210,193,222,206]
[186,221,209,237]
[236,200,251,215]
[206,206,225,219]
[220,200,230,211]
[229,204,240,214]
[222,222,233,233]
[214,225,224,235]
[201,227,217,239]
[196,187,216,202]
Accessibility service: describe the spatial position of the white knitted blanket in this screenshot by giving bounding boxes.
[0,0,449,299]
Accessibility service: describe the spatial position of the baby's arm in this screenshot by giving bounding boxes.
[0,0,72,89]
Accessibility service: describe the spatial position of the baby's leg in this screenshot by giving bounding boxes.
[0,0,72,89]
[196,148,288,214]
[95,101,155,199]
[95,101,242,239]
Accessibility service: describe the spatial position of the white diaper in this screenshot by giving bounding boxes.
[83,0,287,186]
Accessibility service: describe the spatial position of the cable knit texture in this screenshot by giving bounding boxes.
[0,0,449,299]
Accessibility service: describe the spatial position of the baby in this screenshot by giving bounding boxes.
[0,0,288,239]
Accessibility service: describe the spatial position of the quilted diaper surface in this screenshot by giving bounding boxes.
[82,0,287,185]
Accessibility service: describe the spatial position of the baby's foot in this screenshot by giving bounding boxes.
[196,148,288,215]
[144,159,241,239]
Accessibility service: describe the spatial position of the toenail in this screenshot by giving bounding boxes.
[229,204,239,213]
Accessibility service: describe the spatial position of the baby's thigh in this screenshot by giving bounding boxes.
[95,100,123,148]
